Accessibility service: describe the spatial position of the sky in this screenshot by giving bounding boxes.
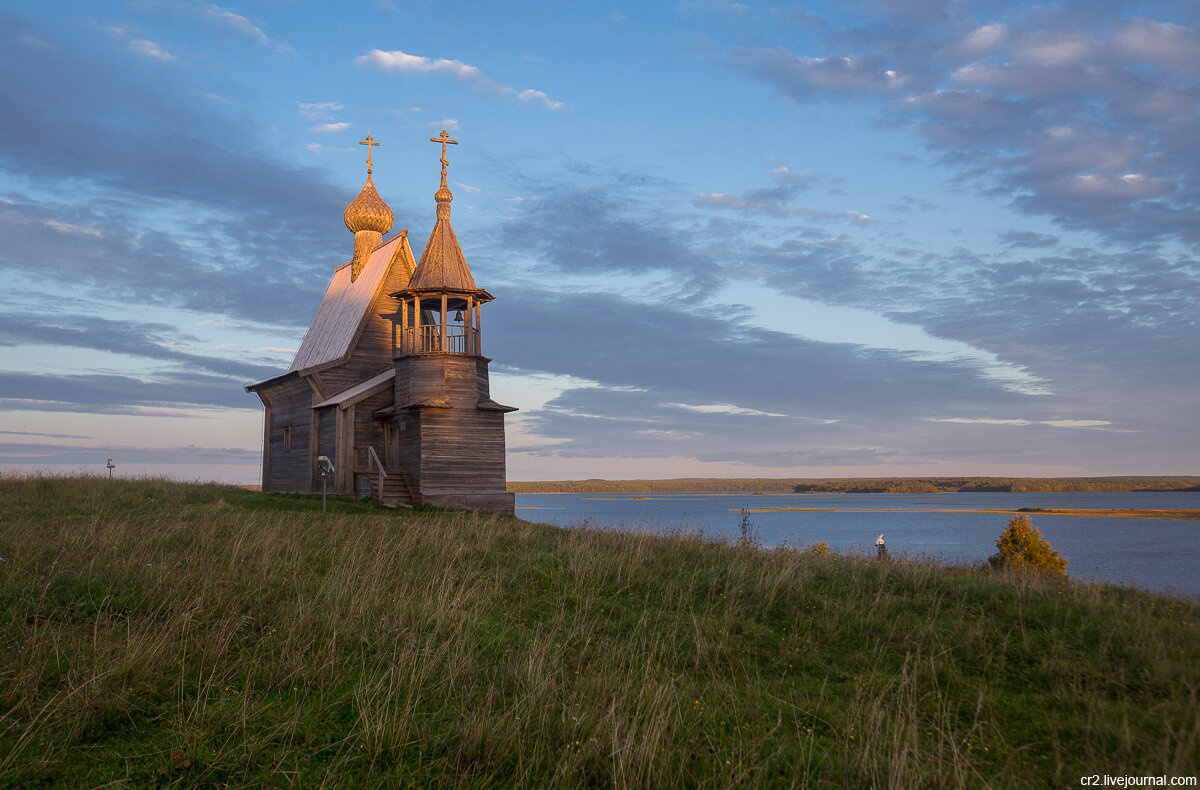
[0,0,1197,483]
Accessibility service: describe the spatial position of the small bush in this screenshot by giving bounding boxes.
[806,540,831,557]
[989,515,1068,577]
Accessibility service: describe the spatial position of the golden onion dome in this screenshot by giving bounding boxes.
[343,173,394,234]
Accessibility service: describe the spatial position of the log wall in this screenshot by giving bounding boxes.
[391,354,513,514]
[262,377,315,493]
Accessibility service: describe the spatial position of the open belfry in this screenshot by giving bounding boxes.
[246,132,516,514]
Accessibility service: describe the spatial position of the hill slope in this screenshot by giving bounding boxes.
[1,476,1197,787]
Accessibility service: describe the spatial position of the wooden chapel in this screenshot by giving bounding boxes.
[245,132,516,514]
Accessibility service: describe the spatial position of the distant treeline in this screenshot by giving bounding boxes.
[507,476,1200,494]
[506,478,804,493]
[791,477,1200,494]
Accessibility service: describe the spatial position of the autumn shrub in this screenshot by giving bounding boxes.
[806,540,831,557]
[988,515,1069,577]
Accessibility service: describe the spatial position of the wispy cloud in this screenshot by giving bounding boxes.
[676,0,749,18]
[356,48,565,109]
[928,418,1114,429]
[297,101,344,121]
[105,26,176,61]
[667,402,788,417]
[517,88,565,110]
[187,0,269,43]
[309,122,350,133]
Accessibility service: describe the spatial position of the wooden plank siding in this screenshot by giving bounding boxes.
[390,354,513,513]
[262,376,315,493]
[353,390,391,466]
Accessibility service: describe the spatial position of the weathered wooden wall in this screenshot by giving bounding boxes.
[391,354,512,513]
[315,405,336,480]
[354,390,391,463]
[263,377,315,493]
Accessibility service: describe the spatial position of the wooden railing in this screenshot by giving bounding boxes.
[400,324,479,355]
[366,446,387,480]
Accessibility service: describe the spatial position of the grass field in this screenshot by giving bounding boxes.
[1,475,1197,788]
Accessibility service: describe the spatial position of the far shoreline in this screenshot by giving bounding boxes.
[507,475,1200,495]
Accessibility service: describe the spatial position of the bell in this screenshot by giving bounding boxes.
[453,309,464,322]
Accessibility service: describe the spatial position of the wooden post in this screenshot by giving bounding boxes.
[466,295,474,355]
[413,296,421,353]
[400,298,408,355]
[260,397,272,490]
[475,302,482,357]
[440,294,448,353]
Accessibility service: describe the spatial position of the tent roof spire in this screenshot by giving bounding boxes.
[404,130,482,294]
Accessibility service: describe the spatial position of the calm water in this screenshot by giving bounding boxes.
[515,491,1200,599]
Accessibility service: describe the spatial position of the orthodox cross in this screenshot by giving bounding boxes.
[360,134,381,173]
[430,129,458,180]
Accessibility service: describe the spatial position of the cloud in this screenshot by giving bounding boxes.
[666,402,788,417]
[0,430,88,440]
[104,25,177,61]
[356,48,564,109]
[357,49,486,81]
[297,101,344,121]
[0,440,259,465]
[998,230,1058,249]
[0,311,273,383]
[186,1,270,43]
[676,1,749,18]
[481,163,1200,470]
[726,48,902,100]
[695,189,870,222]
[722,8,1200,244]
[143,0,288,53]
[310,122,351,133]
[928,418,1113,429]
[127,37,176,61]
[1111,19,1200,74]
[517,89,565,110]
[1,370,256,412]
[0,16,382,331]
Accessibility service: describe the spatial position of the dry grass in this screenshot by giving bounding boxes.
[1,475,1197,787]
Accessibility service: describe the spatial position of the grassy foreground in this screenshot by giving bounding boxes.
[1,477,1197,788]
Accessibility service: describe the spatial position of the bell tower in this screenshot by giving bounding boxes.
[385,130,516,514]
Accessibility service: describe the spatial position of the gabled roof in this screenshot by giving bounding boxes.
[287,232,414,374]
[312,369,394,409]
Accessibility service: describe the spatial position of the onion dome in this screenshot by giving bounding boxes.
[434,181,454,219]
[343,173,394,235]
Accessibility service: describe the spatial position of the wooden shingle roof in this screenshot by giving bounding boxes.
[287,232,414,373]
[406,211,479,293]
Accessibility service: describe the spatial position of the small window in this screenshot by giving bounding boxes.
[282,425,292,450]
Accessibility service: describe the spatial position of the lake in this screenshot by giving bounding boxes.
[514,490,1200,599]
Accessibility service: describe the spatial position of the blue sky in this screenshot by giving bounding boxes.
[1,0,1197,482]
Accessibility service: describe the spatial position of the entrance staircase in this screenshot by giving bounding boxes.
[361,447,415,506]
